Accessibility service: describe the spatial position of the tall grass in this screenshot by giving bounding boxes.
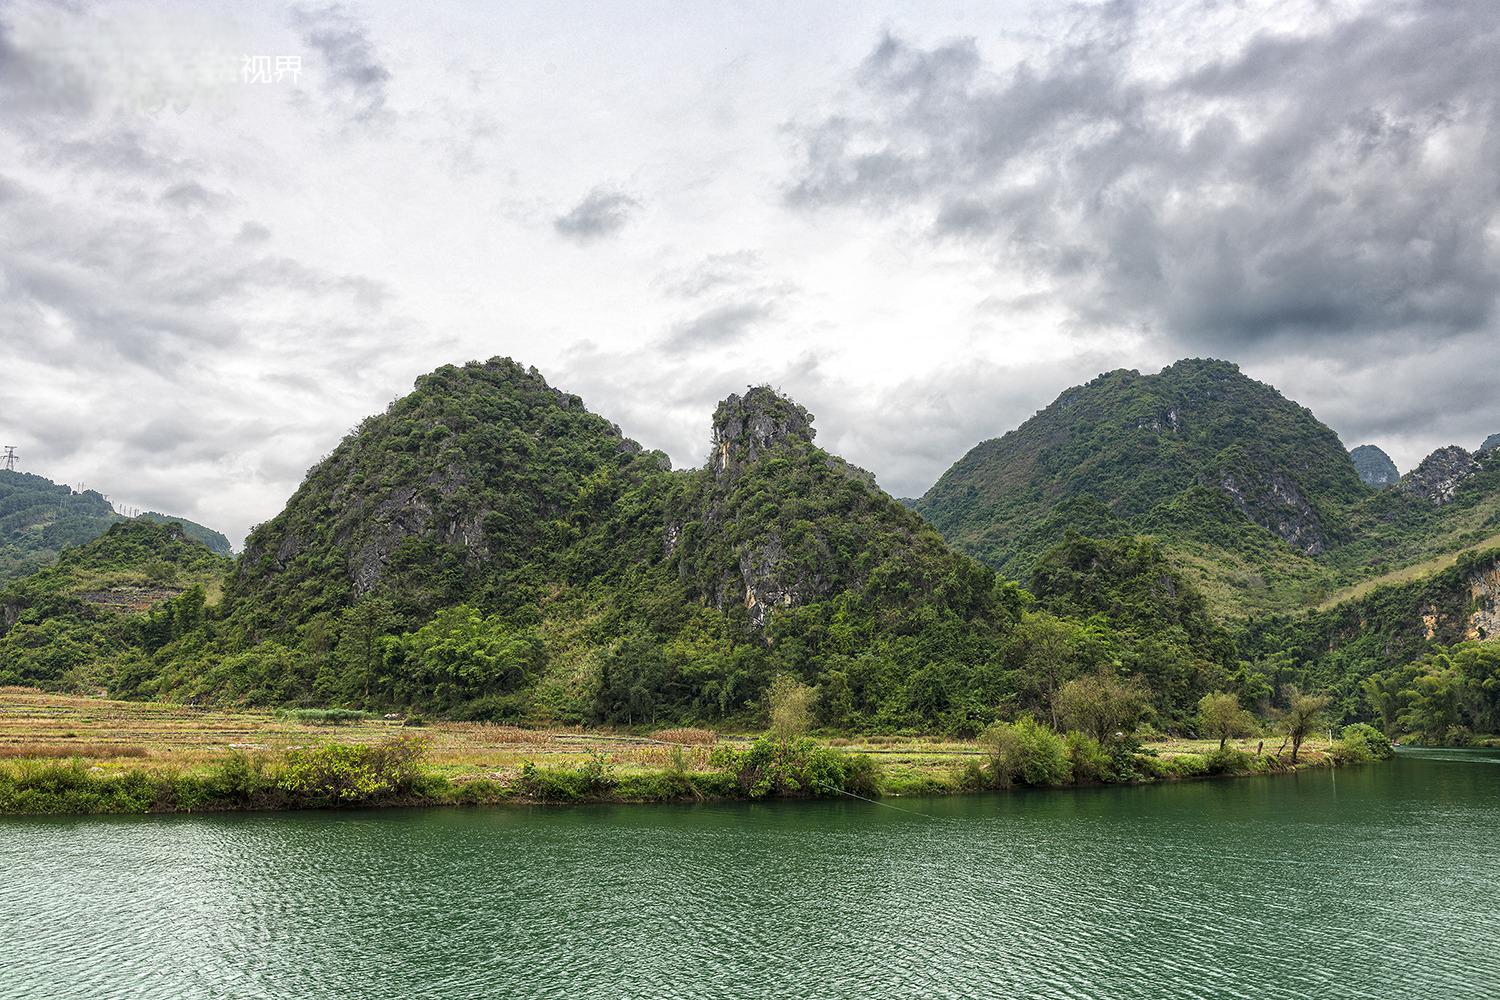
[277,707,370,725]
[0,743,150,759]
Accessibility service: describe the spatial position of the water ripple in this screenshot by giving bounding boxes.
[2,755,1498,999]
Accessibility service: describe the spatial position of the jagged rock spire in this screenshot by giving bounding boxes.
[709,386,815,477]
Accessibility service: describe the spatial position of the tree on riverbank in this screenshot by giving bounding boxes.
[1281,686,1331,763]
[1197,692,1257,750]
[1055,670,1149,743]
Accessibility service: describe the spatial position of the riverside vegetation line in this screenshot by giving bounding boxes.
[0,688,1393,815]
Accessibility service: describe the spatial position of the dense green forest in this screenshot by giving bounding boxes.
[3,357,1496,746]
[0,361,1271,737]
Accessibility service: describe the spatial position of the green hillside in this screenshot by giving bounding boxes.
[0,472,118,583]
[915,360,1369,616]
[1239,545,1500,742]
[915,359,1500,620]
[0,520,231,690]
[136,512,232,556]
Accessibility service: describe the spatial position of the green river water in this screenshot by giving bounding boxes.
[2,748,1497,999]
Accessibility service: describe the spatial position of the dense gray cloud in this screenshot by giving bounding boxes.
[553,187,641,242]
[662,301,774,352]
[0,18,92,118]
[655,251,794,352]
[293,4,393,123]
[788,2,1500,354]
[3,0,1498,548]
[160,180,229,211]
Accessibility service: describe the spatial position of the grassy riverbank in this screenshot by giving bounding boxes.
[0,688,1384,815]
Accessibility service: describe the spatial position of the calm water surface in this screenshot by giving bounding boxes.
[2,749,1497,999]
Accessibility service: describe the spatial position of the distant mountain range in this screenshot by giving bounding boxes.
[0,469,231,584]
[915,359,1500,621]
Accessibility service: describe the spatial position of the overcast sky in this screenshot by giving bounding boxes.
[2,0,1498,547]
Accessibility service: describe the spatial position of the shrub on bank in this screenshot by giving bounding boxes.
[1332,723,1394,764]
[1202,747,1254,775]
[979,716,1071,788]
[172,752,271,810]
[0,759,158,814]
[278,736,429,805]
[1064,730,1113,783]
[711,736,880,799]
[516,752,617,801]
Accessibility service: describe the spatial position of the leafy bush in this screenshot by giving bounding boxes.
[171,752,272,810]
[1202,747,1253,775]
[1329,722,1395,765]
[1337,722,1394,760]
[0,759,158,814]
[516,752,616,801]
[1063,730,1113,783]
[279,707,369,725]
[979,716,1071,788]
[277,737,427,805]
[712,736,878,799]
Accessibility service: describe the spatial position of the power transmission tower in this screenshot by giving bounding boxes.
[2,446,16,472]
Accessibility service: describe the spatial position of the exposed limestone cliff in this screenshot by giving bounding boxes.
[1468,561,1500,641]
[1214,467,1327,556]
[673,384,949,631]
[710,387,815,477]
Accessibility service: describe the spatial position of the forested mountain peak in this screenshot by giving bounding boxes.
[229,357,672,632]
[1349,445,1399,488]
[914,358,1365,591]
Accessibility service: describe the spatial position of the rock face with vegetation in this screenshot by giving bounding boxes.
[1400,446,1483,505]
[1349,445,1399,488]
